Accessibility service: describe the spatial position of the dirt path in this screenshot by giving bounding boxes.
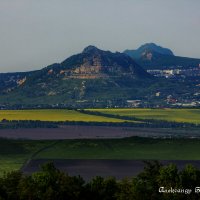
[20,140,62,171]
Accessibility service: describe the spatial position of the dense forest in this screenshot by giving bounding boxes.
[0,161,200,200]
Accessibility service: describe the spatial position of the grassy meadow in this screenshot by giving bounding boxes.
[0,139,53,175]
[35,137,200,160]
[88,108,200,124]
[1,137,200,175]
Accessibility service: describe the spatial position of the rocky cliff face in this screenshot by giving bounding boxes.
[54,45,150,79]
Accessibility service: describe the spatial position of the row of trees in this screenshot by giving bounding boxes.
[78,109,200,128]
[2,119,198,129]
[0,161,200,200]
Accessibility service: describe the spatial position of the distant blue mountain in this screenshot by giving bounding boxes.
[124,43,174,60]
[124,43,200,69]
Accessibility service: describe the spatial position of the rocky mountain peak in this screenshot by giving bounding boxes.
[82,45,102,54]
[138,43,174,56]
[124,43,174,61]
[56,46,151,79]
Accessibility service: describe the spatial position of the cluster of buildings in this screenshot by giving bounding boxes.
[147,66,200,78]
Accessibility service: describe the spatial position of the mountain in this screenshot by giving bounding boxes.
[44,45,150,78]
[0,46,153,107]
[124,43,174,60]
[1,45,199,108]
[124,43,200,69]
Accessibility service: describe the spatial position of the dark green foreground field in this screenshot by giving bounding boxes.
[1,137,200,175]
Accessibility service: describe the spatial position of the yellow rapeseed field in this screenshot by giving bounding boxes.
[0,109,126,122]
[87,108,200,124]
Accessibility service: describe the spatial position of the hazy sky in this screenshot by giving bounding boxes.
[0,0,200,72]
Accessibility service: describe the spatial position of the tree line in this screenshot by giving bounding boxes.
[1,119,200,130]
[0,161,200,200]
[78,109,200,128]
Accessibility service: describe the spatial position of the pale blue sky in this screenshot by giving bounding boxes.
[0,0,200,72]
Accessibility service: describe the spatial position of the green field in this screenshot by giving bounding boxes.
[2,137,200,175]
[88,108,200,124]
[35,138,200,160]
[0,139,53,175]
[0,109,126,122]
